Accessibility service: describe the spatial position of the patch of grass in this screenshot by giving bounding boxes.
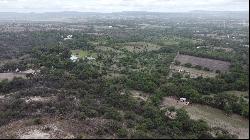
[185,104,249,139]
[33,118,42,125]
[221,91,249,101]
[71,50,89,58]
[71,50,97,59]
[118,42,162,53]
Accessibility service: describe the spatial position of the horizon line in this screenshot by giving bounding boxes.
[0,10,249,14]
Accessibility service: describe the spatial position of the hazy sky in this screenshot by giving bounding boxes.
[0,0,248,13]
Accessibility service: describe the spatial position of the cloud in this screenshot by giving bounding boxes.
[0,0,248,13]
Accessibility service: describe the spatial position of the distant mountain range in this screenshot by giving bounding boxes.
[0,11,248,22]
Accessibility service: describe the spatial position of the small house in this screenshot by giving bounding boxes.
[70,55,78,62]
[180,98,186,102]
[64,35,73,40]
[15,68,20,73]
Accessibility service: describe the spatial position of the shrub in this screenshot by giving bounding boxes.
[117,128,128,138]
[203,67,210,71]
[33,118,42,125]
[184,63,192,68]
[103,108,122,121]
[193,65,202,70]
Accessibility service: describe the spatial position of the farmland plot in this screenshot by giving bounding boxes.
[119,42,162,53]
[71,50,97,59]
[175,53,231,72]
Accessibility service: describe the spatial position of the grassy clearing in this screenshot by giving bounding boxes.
[222,91,249,98]
[0,73,26,81]
[129,90,149,102]
[158,37,179,46]
[222,91,249,102]
[118,42,162,53]
[71,50,89,58]
[157,37,201,46]
[71,50,97,58]
[95,46,123,53]
[160,96,188,109]
[169,64,218,78]
[185,104,249,139]
[161,97,249,139]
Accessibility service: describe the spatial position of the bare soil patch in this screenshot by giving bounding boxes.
[175,54,231,72]
[129,90,149,102]
[0,73,26,81]
[0,117,115,139]
[161,97,249,139]
[120,42,162,53]
[160,96,189,109]
[170,65,218,78]
[23,96,56,103]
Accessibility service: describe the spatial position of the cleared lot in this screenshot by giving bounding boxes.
[161,97,249,139]
[0,73,26,81]
[175,54,231,72]
[170,65,218,78]
[119,42,162,53]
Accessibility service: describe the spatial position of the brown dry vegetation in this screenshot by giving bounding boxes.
[175,54,231,72]
[0,117,117,139]
[169,65,218,78]
[0,73,26,81]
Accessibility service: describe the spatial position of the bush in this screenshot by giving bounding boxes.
[103,108,122,121]
[117,128,128,138]
[131,130,152,139]
[126,120,136,128]
[184,63,192,68]
[216,70,221,73]
[33,118,42,125]
[105,120,122,133]
[175,60,181,65]
[203,67,210,71]
[193,65,202,70]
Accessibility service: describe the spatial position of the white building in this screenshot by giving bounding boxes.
[180,98,186,102]
[70,55,78,62]
[64,35,73,40]
[15,68,20,72]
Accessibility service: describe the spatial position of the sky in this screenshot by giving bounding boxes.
[0,0,248,13]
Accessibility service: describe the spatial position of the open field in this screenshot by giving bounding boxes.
[222,91,249,102]
[95,46,123,53]
[186,105,249,139]
[222,91,249,98]
[175,53,231,72]
[196,46,234,52]
[160,96,189,109]
[0,73,26,81]
[202,91,249,102]
[0,117,115,139]
[161,97,249,139]
[71,50,97,59]
[169,64,218,78]
[119,42,162,53]
[129,90,149,102]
